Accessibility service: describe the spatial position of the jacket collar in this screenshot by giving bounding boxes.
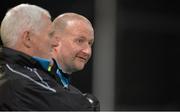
[0,47,41,69]
[0,47,70,88]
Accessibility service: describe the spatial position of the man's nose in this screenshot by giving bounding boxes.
[82,46,92,56]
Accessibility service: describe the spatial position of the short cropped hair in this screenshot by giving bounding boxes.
[53,13,93,34]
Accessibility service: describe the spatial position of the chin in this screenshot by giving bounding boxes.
[76,65,85,71]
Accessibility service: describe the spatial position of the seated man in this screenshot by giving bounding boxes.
[52,12,100,110]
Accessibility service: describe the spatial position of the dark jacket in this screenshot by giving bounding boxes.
[0,47,99,111]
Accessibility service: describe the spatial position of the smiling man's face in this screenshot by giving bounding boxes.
[54,19,94,73]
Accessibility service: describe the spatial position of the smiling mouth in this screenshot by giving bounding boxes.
[77,57,87,62]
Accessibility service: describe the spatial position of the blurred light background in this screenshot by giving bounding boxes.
[0,0,180,111]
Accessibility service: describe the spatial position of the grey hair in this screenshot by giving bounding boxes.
[0,3,51,47]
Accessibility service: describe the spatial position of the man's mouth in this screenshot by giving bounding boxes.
[77,56,88,62]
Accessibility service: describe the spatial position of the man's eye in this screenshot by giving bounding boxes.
[78,39,83,43]
[89,41,93,46]
[76,39,84,43]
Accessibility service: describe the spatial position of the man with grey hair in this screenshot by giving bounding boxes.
[0,4,61,110]
[0,4,58,59]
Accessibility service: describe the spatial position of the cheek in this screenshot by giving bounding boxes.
[64,48,79,60]
[63,46,74,56]
[61,41,80,56]
[62,42,74,52]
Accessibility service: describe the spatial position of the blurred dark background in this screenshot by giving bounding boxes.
[1,0,180,111]
[116,0,180,110]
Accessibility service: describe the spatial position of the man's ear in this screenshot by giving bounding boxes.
[22,31,31,48]
[53,46,59,54]
[52,44,61,56]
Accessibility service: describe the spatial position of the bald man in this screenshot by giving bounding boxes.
[51,13,100,110]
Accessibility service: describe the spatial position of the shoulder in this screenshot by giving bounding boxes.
[1,64,55,92]
[0,64,57,110]
[0,64,32,91]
